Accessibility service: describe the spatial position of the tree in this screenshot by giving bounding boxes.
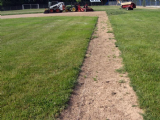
[0,1,2,6]
[1,0,48,6]
[142,0,146,7]
[76,0,81,3]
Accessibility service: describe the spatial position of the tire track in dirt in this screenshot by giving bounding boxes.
[1,11,144,120]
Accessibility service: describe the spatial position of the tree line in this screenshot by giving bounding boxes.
[0,0,74,6]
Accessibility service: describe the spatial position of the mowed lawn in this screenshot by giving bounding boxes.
[1,16,97,119]
[104,8,160,119]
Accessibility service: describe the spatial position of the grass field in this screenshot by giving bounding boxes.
[1,6,160,120]
[92,5,120,10]
[105,7,160,120]
[1,16,97,119]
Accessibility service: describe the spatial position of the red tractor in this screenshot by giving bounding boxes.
[65,4,94,12]
[121,2,136,10]
[44,1,94,13]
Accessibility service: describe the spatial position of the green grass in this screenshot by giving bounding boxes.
[1,5,160,120]
[0,9,44,16]
[102,7,160,120]
[91,5,120,11]
[1,16,97,119]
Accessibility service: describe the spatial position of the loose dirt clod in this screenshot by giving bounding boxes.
[1,11,144,120]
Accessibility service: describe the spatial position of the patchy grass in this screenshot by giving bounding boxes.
[105,7,160,120]
[0,9,44,16]
[93,77,97,81]
[107,30,113,33]
[116,67,126,74]
[1,16,97,119]
[91,35,98,39]
[119,80,126,83]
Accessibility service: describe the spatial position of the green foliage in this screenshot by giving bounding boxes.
[76,0,81,3]
[142,0,146,7]
[1,9,44,16]
[0,0,2,6]
[1,0,48,6]
[1,16,97,119]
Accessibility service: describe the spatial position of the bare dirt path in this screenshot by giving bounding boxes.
[1,11,144,120]
[59,12,143,120]
[1,11,103,19]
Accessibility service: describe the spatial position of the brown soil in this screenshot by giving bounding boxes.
[59,12,143,120]
[1,11,144,120]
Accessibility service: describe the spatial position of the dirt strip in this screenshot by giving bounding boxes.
[1,11,103,19]
[59,12,143,120]
[1,11,144,120]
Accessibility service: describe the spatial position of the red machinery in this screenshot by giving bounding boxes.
[78,4,94,12]
[121,2,136,10]
[65,4,94,12]
[44,1,94,14]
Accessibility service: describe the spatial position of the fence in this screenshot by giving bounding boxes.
[1,0,159,11]
[108,0,160,6]
[1,4,48,11]
[133,0,160,6]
